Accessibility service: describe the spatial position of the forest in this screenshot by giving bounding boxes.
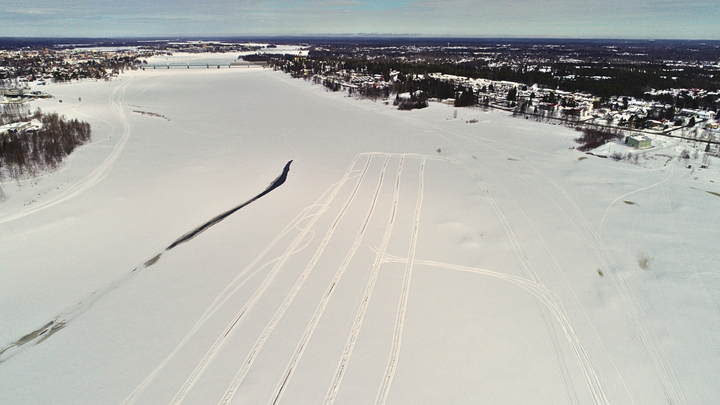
[0,106,91,182]
[269,40,720,113]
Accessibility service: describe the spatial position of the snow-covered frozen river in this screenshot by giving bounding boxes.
[1,57,719,405]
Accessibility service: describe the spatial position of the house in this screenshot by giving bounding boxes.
[646,119,667,130]
[0,87,27,97]
[626,135,652,149]
[0,122,31,136]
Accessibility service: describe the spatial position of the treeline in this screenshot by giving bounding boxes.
[0,103,28,125]
[271,55,720,112]
[0,108,91,180]
[281,54,483,84]
[305,66,486,110]
[574,126,625,151]
[50,57,141,82]
[240,54,271,62]
[644,90,718,111]
[0,53,141,82]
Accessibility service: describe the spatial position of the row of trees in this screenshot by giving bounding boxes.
[0,108,91,180]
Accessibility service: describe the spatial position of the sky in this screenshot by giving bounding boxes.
[1,0,719,39]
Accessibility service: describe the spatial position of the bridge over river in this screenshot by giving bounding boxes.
[145,61,266,69]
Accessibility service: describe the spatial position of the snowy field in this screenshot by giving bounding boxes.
[143,45,305,67]
[1,57,719,405]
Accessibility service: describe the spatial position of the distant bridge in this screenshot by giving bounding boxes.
[144,62,266,69]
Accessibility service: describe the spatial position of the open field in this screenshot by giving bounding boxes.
[1,58,719,405]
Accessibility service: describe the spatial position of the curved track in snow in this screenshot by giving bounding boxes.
[0,79,133,225]
[378,105,684,405]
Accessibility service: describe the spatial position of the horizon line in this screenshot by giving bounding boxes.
[1,35,720,42]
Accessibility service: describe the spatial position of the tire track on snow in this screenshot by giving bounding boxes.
[267,155,392,405]
[120,183,338,405]
[215,154,377,405]
[374,156,425,405]
[168,154,370,405]
[322,155,406,405]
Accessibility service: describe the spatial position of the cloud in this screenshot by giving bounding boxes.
[262,0,409,12]
[5,8,57,16]
[0,0,717,38]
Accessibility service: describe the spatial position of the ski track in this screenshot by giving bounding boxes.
[119,192,331,405]
[0,78,133,225]
[386,252,616,405]
[377,110,609,403]
[177,83,681,405]
[216,155,377,405]
[598,166,674,239]
[374,156,425,405]
[163,117,681,405]
[454,160,609,405]
[284,96,603,403]
[282,83,690,405]
[662,159,720,314]
[379,108,606,404]
[518,157,687,405]
[267,155,391,405]
[508,168,635,404]
[322,156,405,405]
[385,107,680,405]
[182,151,610,405]
[469,160,582,405]
[167,154,369,405]
[508,150,684,404]
[436,114,674,405]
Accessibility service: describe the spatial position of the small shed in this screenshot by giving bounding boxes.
[626,135,652,149]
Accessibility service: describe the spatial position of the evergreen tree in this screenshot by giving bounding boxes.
[507,87,517,102]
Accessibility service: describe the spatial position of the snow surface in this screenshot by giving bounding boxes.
[1,56,719,405]
[143,45,304,67]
